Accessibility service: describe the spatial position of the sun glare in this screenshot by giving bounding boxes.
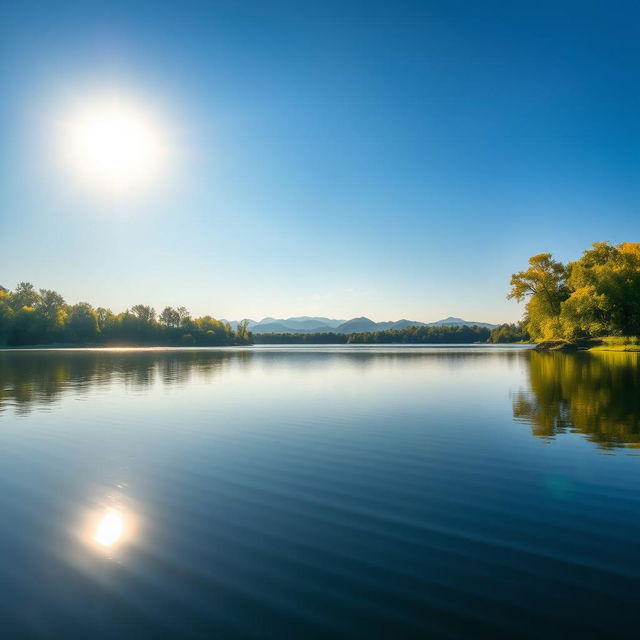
[94,509,125,547]
[61,96,167,194]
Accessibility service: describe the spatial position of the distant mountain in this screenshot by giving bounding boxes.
[246,316,346,334]
[276,316,344,330]
[428,316,498,329]
[333,316,380,333]
[249,322,333,334]
[249,322,296,333]
[389,319,428,330]
[332,317,431,333]
[227,315,498,334]
[332,317,499,333]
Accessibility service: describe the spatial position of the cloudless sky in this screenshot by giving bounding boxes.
[1,0,638,322]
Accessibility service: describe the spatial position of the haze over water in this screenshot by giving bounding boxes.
[0,346,639,638]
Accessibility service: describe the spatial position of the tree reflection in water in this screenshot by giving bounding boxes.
[0,350,249,415]
[514,351,640,449]
[4,347,638,450]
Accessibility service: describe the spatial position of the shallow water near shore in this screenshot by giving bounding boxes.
[0,345,639,638]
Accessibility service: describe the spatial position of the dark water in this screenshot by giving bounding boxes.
[0,346,639,639]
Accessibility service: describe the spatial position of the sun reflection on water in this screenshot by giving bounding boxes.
[94,509,125,547]
[93,509,125,547]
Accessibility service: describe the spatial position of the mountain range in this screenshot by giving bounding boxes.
[225,316,499,334]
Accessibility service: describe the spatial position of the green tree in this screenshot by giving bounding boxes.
[130,305,156,325]
[0,289,13,345]
[236,319,251,342]
[66,303,99,342]
[36,289,66,320]
[10,282,40,311]
[561,242,640,338]
[159,306,180,327]
[510,242,640,341]
[488,322,530,343]
[0,283,249,347]
[176,307,191,327]
[508,254,569,340]
[8,306,43,345]
[33,289,67,341]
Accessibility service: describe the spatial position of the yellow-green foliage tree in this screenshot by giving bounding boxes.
[508,253,569,340]
[510,242,640,341]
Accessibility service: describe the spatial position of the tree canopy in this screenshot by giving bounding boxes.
[0,283,250,347]
[487,322,530,344]
[509,242,640,341]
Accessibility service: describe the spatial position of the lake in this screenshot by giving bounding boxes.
[0,345,639,638]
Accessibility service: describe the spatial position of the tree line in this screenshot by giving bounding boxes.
[508,242,640,341]
[0,283,501,347]
[487,322,530,343]
[254,324,492,344]
[0,282,251,346]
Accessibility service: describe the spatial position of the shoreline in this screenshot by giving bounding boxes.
[0,342,532,351]
[534,339,640,352]
[2,341,638,352]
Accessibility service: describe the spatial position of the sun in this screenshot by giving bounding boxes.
[61,95,167,194]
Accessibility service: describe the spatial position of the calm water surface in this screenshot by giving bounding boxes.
[0,345,639,638]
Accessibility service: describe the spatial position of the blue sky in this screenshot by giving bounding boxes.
[1,1,638,322]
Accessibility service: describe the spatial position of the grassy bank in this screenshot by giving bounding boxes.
[535,336,640,352]
[588,336,640,352]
